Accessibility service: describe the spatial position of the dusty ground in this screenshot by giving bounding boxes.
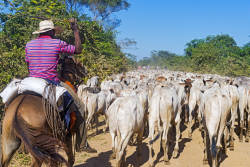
[8,118,250,167]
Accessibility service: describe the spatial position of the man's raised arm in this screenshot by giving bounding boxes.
[69,18,82,54]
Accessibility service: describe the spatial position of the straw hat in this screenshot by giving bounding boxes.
[32,20,55,34]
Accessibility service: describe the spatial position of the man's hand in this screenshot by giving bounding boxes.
[69,18,78,31]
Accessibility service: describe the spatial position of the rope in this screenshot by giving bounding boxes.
[42,84,66,142]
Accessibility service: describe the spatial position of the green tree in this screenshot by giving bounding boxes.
[186,35,248,76]
[0,0,131,115]
[138,34,249,76]
[185,39,204,57]
[79,0,130,20]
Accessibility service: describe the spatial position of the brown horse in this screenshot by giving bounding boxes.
[0,57,87,167]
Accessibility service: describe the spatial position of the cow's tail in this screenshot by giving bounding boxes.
[211,135,217,158]
[13,98,67,166]
[211,95,222,159]
[149,96,162,144]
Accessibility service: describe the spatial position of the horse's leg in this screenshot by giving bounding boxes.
[74,109,87,152]
[1,99,23,167]
[1,128,21,167]
[65,134,75,167]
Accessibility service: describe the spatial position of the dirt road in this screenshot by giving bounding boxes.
[9,119,250,167]
[73,120,250,167]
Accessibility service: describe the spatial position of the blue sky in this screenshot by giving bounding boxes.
[115,0,250,60]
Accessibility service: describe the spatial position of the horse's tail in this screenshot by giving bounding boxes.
[13,97,68,166]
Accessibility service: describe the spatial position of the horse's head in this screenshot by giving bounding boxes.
[59,56,87,86]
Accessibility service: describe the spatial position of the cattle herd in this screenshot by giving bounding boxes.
[76,70,250,167]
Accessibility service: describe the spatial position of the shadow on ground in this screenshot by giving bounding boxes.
[126,142,149,167]
[74,150,113,167]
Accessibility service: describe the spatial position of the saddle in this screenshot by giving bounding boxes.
[0,77,77,133]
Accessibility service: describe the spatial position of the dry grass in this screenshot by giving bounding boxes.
[10,152,31,167]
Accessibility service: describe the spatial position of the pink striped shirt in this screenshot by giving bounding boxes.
[25,35,75,82]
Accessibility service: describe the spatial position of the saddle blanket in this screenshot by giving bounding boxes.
[0,77,67,104]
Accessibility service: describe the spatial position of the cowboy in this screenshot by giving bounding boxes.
[25,19,97,153]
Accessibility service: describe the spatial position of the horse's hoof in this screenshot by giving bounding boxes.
[245,138,249,142]
[164,160,170,165]
[229,146,234,151]
[239,138,243,142]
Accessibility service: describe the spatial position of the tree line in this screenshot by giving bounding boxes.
[138,34,250,77]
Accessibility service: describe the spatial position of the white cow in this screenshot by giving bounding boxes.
[87,76,99,88]
[96,89,117,133]
[222,85,239,149]
[187,85,203,138]
[77,87,99,130]
[201,87,232,167]
[106,96,145,167]
[101,80,123,94]
[148,85,179,166]
[238,85,250,142]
